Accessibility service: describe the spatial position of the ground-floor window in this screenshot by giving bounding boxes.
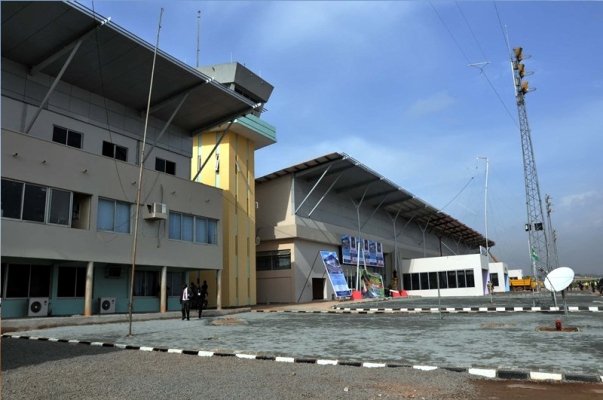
[489,272,499,286]
[57,266,86,297]
[402,269,476,290]
[2,263,51,298]
[134,270,159,296]
[167,271,184,296]
[257,250,291,271]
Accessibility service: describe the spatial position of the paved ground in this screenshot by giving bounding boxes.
[3,292,602,380]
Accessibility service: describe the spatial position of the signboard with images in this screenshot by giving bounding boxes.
[341,235,384,267]
[320,250,352,298]
[341,235,358,265]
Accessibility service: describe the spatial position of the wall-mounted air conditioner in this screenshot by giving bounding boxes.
[144,202,167,221]
[28,298,49,317]
[100,297,116,314]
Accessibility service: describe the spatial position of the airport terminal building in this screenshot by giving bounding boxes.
[2,2,501,318]
[255,153,495,303]
[1,2,275,317]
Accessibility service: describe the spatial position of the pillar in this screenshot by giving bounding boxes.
[160,266,167,312]
[216,269,222,310]
[84,261,94,316]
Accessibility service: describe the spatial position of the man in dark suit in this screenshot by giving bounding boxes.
[180,283,191,320]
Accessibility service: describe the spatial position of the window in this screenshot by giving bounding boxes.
[466,269,475,287]
[22,184,47,222]
[155,158,176,175]
[447,270,457,288]
[53,126,82,149]
[167,271,184,296]
[1,179,23,219]
[4,264,51,298]
[438,271,448,289]
[1,179,72,226]
[256,250,291,271]
[48,189,72,225]
[457,270,467,288]
[402,273,411,291]
[102,141,128,161]
[97,198,130,233]
[411,273,420,290]
[169,212,218,244]
[490,272,499,287]
[420,272,429,290]
[57,266,86,297]
[429,272,438,289]
[134,270,159,296]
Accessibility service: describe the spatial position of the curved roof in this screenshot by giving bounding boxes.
[257,152,494,249]
[1,1,258,134]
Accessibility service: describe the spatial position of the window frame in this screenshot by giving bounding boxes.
[155,157,176,175]
[102,141,128,162]
[256,250,292,271]
[169,211,219,245]
[57,266,86,298]
[1,179,73,226]
[97,197,131,234]
[134,270,159,296]
[52,125,83,149]
[3,263,51,298]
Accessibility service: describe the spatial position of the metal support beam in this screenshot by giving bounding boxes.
[143,91,191,163]
[307,172,345,217]
[191,121,233,182]
[335,177,380,194]
[294,164,332,215]
[146,83,203,115]
[360,193,390,230]
[25,39,83,133]
[29,17,110,76]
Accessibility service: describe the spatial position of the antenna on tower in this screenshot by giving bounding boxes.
[511,46,550,288]
[196,10,200,68]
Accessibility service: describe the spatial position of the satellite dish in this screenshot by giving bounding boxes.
[544,267,574,292]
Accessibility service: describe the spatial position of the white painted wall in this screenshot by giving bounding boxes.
[401,254,489,297]
[488,262,509,292]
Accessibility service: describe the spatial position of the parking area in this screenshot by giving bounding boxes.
[4,292,602,381]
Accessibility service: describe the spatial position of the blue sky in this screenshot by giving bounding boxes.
[79,1,602,275]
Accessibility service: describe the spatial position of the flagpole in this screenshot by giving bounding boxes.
[128,8,164,336]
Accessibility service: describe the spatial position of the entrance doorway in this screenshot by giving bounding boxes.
[312,278,325,300]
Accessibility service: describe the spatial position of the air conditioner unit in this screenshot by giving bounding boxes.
[144,202,167,221]
[28,298,49,317]
[100,297,116,314]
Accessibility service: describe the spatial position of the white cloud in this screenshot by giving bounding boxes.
[404,91,457,118]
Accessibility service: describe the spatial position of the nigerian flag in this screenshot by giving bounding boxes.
[531,247,540,261]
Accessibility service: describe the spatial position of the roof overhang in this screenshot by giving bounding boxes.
[257,152,494,249]
[1,1,258,134]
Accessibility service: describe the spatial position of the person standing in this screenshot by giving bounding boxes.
[180,283,191,320]
[198,280,208,319]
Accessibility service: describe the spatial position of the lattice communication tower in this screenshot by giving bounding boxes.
[511,47,550,280]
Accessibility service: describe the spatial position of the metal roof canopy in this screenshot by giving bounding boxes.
[1,1,258,134]
[257,152,493,249]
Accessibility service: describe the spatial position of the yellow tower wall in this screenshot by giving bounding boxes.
[192,129,257,307]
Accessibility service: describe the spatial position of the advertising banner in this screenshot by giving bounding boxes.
[320,251,352,298]
[341,235,358,265]
[342,235,384,267]
[361,269,385,298]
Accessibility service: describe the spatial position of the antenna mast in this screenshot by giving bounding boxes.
[511,47,550,281]
[196,10,200,68]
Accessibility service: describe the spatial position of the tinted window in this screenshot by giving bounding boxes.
[22,184,47,222]
[52,126,67,144]
[1,179,23,219]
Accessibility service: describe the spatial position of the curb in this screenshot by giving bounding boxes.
[3,334,601,384]
[252,306,602,314]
